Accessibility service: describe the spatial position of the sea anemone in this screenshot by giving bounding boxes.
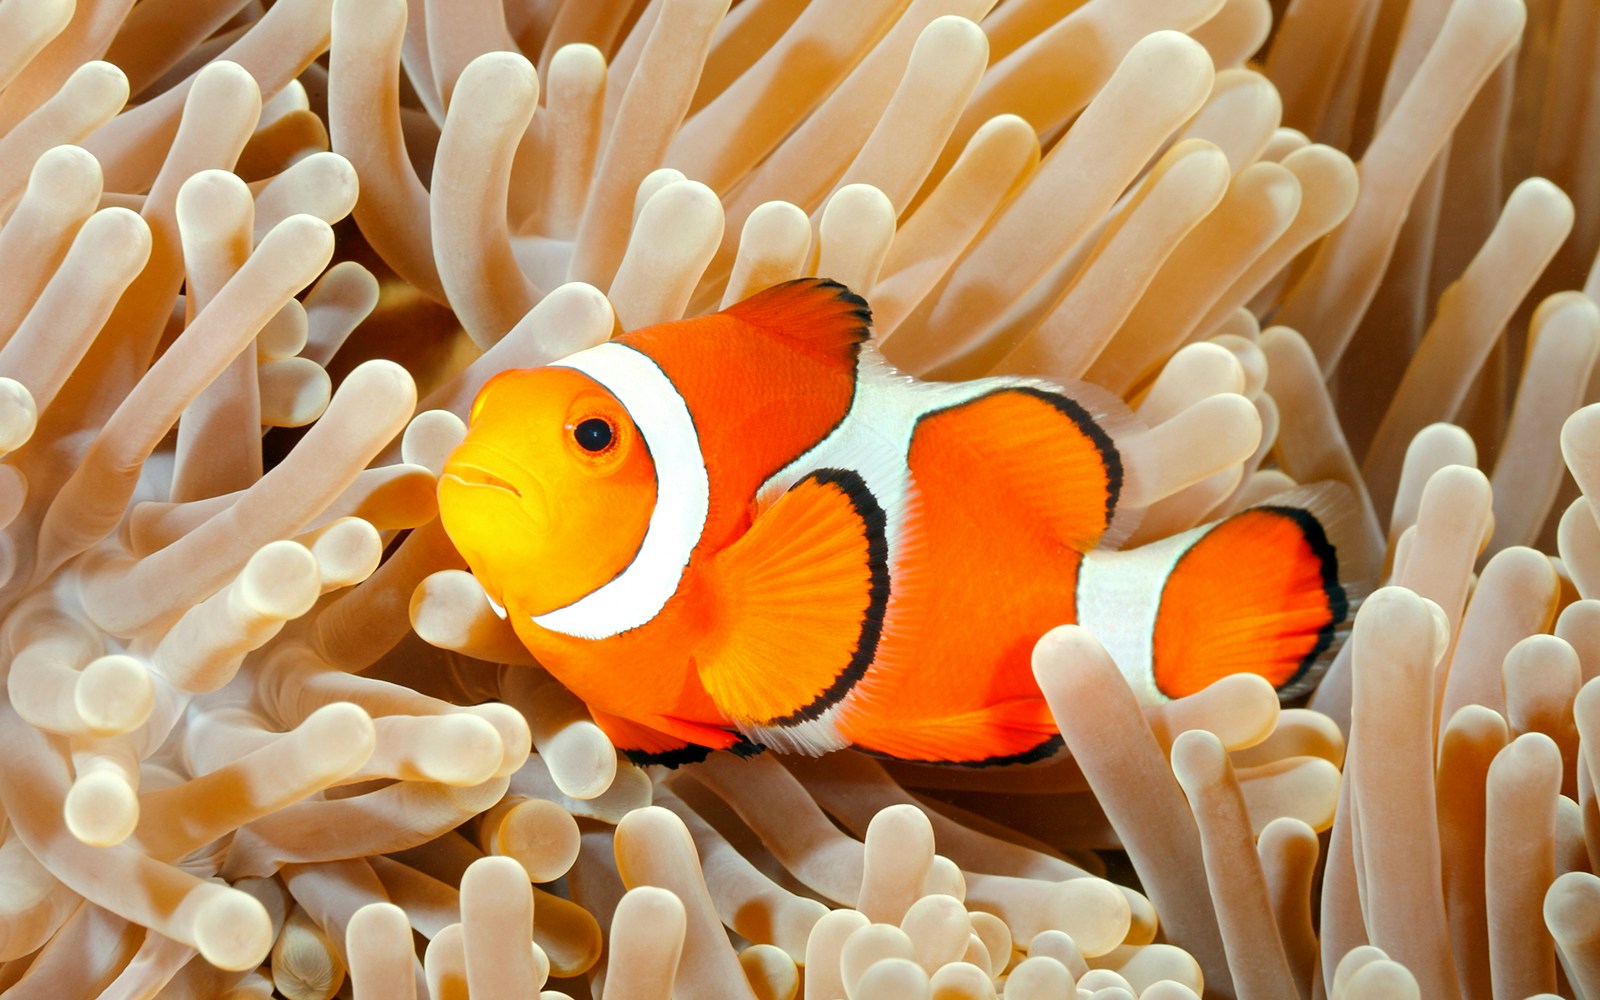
[0,0,1597,997]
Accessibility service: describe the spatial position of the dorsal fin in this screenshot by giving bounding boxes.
[907,384,1135,553]
[612,278,868,555]
[721,278,873,367]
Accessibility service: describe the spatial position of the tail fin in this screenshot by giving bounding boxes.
[1084,483,1375,703]
[1154,483,1376,700]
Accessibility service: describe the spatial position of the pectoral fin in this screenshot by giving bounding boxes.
[695,469,889,741]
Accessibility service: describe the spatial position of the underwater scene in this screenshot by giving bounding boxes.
[0,0,1595,998]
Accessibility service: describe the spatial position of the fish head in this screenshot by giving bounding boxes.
[439,365,658,616]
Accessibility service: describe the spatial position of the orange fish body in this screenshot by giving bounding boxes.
[439,279,1364,765]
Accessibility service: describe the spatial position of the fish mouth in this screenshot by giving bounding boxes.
[440,441,549,527]
[443,464,523,499]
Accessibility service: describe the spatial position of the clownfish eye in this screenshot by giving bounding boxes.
[573,417,614,453]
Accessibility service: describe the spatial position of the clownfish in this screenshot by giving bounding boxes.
[438,279,1367,766]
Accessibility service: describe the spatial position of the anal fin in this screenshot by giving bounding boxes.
[848,697,1061,766]
[696,469,888,739]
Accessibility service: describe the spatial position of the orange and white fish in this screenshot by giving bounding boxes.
[438,279,1366,765]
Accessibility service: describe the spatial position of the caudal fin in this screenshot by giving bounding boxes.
[1143,483,1375,701]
